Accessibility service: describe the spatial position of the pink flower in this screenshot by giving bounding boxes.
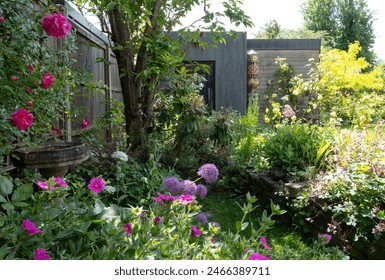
[0,17,5,22]
[320,233,332,244]
[35,248,50,260]
[153,192,176,205]
[87,177,105,193]
[11,75,17,81]
[154,216,161,224]
[51,127,63,135]
[11,108,33,130]
[81,119,90,129]
[22,219,42,236]
[41,13,72,38]
[41,72,54,88]
[37,181,49,190]
[179,195,194,205]
[249,253,270,260]
[191,225,201,237]
[123,223,132,235]
[26,87,33,93]
[55,177,68,187]
[27,101,33,107]
[27,65,34,71]
[260,236,272,251]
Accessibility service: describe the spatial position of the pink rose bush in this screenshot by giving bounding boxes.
[41,13,72,38]
[11,108,33,131]
[41,72,54,89]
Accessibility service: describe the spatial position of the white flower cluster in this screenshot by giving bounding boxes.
[111,151,128,162]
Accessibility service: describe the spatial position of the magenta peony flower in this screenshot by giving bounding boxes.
[191,225,201,237]
[81,119,90,129]
[197,163,219,184]
[162,176,182,195]
[41,72,54,88]
[153,192,176,204]
[123,223,132,236]
[41,13,72,38]
[55,177,68,187]
[11,108,33,131]
[87,177,105,193]
[35,248,50,260]
[180,180,197,196]
[22,219,42,236]
[196,184,207,199]
[260,236,272,251]
[249,253,270,260]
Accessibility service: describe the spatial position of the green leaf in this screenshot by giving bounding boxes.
[235,220,241,231]
[12,201,30,208]
[0,175,13,196]
[0,195,7,203]
[1,203,15,211]
[93,199,105,215]
[11,183,33,202]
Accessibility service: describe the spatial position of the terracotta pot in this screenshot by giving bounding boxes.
[12,142,90,179]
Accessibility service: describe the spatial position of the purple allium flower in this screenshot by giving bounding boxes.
[249,253,270,260]
[320,233,332,244]
[162,176,182,195]
[179,195,194,205]
[197,163,219,184]
[88,178,105,193]
[196,184,207,199]
[191,225,201,237]
[154,216,161,224]
[260,236,272,251]
[124,223,132,236]
[22,219,42,236]
[195,213,208,224]
[35,248,50,260]
[180,180,197,196]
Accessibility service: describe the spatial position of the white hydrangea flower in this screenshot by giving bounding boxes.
[111,151,128,162]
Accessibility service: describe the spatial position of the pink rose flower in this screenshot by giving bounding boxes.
[11,75,17,81]
[27,101,33,107]
[81,119,90,129]
[27,65,34,71]
[0,17,5,22]
[41,13,72,38]
[11,108,33,130]
[41,72,54,88]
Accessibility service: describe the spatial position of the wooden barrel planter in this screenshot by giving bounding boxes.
[12,142,90,179]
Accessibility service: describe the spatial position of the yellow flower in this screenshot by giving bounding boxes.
[291,116,297,121]
[330,111,337,118]
[265,108,269,113]
[362,95,370,104]
[329,118,337,125]
[273,107,280,115]
[317,94,323,101]
[264,116,271,124]
[271,93,278,98]
[312,103,317,109]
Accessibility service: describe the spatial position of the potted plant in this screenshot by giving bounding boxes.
[0,0,92,177]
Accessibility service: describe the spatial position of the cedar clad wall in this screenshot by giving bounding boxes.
[247,39,321,117]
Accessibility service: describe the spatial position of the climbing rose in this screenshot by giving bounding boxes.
[197,163,219,184]
[22,219,42,236]
[123,223,132,236]
[11,75,17,81]
[41,72,54,88]
[0,17,5,22]
[35,248,50,260]
[180,180,197,196]
[196,184,207,199]
[27,101,33,107]
[12,108,33,130]
[87,178,105,193]
[81,119,90,129]
[162,176,182,195]
[249,253,270,260]
[191,225,201,237]
[41,13,72,38]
